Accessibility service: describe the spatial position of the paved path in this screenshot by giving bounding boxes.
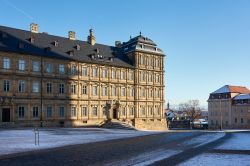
[0,131,229,166]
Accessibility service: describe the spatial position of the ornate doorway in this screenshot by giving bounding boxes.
[113,109,118,119]
[2,108,10,122]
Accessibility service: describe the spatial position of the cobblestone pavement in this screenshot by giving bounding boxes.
[0,131,235,166]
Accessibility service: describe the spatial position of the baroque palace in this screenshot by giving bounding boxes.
[208,85,250,129]
[0,24,166,130]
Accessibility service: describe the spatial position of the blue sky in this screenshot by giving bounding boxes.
[1,0,250,108]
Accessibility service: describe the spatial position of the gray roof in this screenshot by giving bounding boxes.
[122,35,165,56]
[0,25,134,68]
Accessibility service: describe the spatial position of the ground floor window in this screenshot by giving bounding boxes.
[93,107,98,116]
[130,107,134,116]
[18,106,25,118]
[59,106,65,117]
[81,106,88,117]
[71,106,77,117]
[46,106,52,118]
[32,106,39,118]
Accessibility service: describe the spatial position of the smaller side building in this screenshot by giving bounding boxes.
[208,85,250,129]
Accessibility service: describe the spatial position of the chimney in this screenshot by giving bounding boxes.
[87,28,96,46]
[68,31,76,40]
[115,41,121,48]
[30,23,38,33]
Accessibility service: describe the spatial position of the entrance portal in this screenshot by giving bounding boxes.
[113,109,118,119]
[2,108,10,122]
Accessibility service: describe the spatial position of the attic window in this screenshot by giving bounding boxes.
[53,41,59,47]
[18,43,24,49]
[68,50,74,56]
[95,48,100,54]
[30,37,35,43]
[76,44,80,50]
[45,47,51,52]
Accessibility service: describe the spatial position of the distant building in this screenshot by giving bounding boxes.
[208,85,250,129]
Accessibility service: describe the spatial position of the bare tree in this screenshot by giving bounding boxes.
[179,100,202,128]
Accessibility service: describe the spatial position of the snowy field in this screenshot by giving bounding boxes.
[217,132,250,150]
[181,133,225,148]
[179,132,250,166]
[0,128,158,156]
[178,153,250,166]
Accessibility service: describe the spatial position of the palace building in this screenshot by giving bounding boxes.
[0,24,166,130]
[208,85,250,129]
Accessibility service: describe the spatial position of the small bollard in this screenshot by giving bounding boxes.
[34,128,40,146]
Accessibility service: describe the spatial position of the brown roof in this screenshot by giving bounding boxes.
[212,85,250,94]
[228,86,250,94]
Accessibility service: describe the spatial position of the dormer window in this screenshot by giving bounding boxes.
[68,50,74,56]
[53,41,59,47]
[76,44,80,50]
[18,43,24,49]
[30,37,35,43]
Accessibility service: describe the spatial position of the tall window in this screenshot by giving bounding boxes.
[156,106,160,115]
[140,56,144,65]
[130,107,134,116]
[112,70,116,79]
[149,73,153,82]
[3,57,10,69]
[18,59,25,71]
[59,83,64,94]
[103,107,107,116]
[93,67,98,77]
[103,68,108,78]
[32,61,40,72]
[122,107,126,116]
[32,82,39,92]
[149,107,153,115]
[155,89,160,98]
[3,80,10,92]
[82,85,87,95]
[112,86,116,96]
[121,71,125,80]
[141,87,145,97]
[59,106,65,117]
[71,65,77,75]
[71,106,76,117]
[129,72,134,80]
[46,83,52,93]
[46,106,52,117]
[121,87,126,96]
[92,107,98,116]
[141,107,145,116]
[102,86,108,96]
[141,71,145,81]
[130,87,134,97]
[59,64,65,74]
[71,84,76,94]
[46,63,53,73]
[92,85,97,96]
[82,67,88,76]
[149,88,153,98]
[18,80,25,93]
[81,106,88,117]
[32,106,39,118]
[18,106,25,118]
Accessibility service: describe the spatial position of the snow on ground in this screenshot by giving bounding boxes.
[0,128,158,156]
[178,153,250,166]
[181,132,225,148]
[105,149,182,166]
[217,132,250,150]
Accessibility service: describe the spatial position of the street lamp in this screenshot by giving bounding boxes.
[219,97,223,131]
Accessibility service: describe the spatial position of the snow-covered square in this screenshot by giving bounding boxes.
[0,128,157,156]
